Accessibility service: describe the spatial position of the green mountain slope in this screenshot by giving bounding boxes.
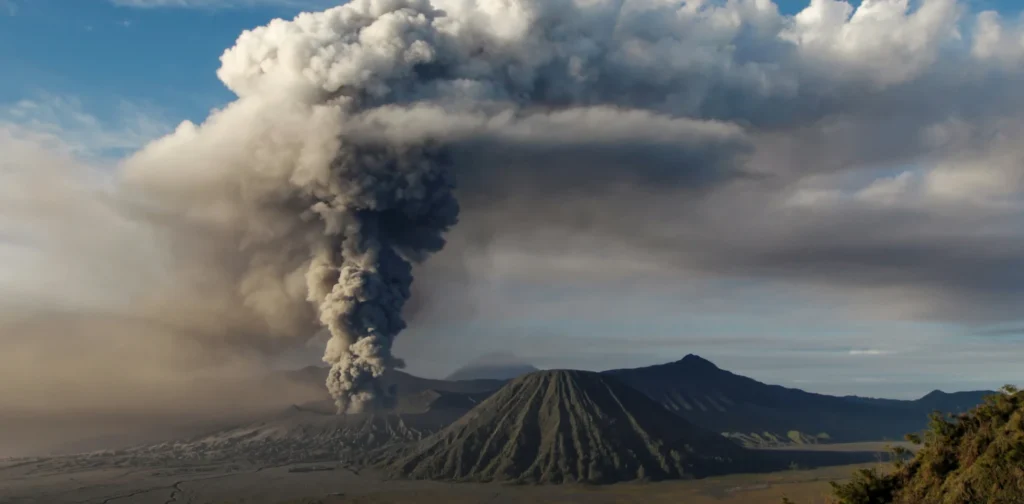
[831,386,1024,504]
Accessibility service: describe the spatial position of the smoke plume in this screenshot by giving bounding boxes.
[303,142,458,412]
[126,76,462,413]
[120,0,750,412]
[24,0,1014,412]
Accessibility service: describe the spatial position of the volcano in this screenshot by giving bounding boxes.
[380,369,758,483]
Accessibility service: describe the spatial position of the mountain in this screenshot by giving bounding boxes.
[911,389,992,413]
[383,370,770,483]
[280,356,991,450]
[445,352,539,381]
[53,361,899,475]
[605,355,993,446]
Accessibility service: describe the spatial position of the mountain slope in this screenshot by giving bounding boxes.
[381,370,758,483]
[605,355,991,445]
[830,387,1023,504]
[911,389,992,414]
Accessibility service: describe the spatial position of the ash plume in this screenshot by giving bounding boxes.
[121,0,748,412]
[110,0,1024,410]
[129,102,460,413]
[305,142,458,413]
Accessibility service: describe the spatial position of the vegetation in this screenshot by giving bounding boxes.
[827,385,1024,504]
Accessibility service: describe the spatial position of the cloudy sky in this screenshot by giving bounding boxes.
[2,0,1024,403]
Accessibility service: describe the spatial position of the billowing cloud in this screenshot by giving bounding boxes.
[973,9,1024,65]
[388,0,1024,326]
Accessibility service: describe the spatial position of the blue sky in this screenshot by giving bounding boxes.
[0,1,291,133]
[2,0,1021,148]
[3,0,1024,399]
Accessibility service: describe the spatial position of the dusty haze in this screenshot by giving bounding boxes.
[0,129,326,457]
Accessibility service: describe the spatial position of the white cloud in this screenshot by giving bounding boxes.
[783,0,961,87]
[783,171,923,209]
[0,95,172,160]
[849,349,893,356]
[110,0,338,8]
[972,10,1024,65]
[925,152,1024,205]
[855,172,918,205]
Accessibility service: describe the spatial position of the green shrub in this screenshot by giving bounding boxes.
[830,385,1024,504]
[829,468,899,504]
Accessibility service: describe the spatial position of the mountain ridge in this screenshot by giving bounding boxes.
[604,354,992,446]
[281,354,992,447]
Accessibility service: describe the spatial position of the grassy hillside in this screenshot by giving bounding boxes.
[829,385,1024,504]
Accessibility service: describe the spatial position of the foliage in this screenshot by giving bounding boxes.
[828,468,899,504]
[829,385,1024,504]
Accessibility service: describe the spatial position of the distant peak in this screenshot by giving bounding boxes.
[678,354,718,368]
